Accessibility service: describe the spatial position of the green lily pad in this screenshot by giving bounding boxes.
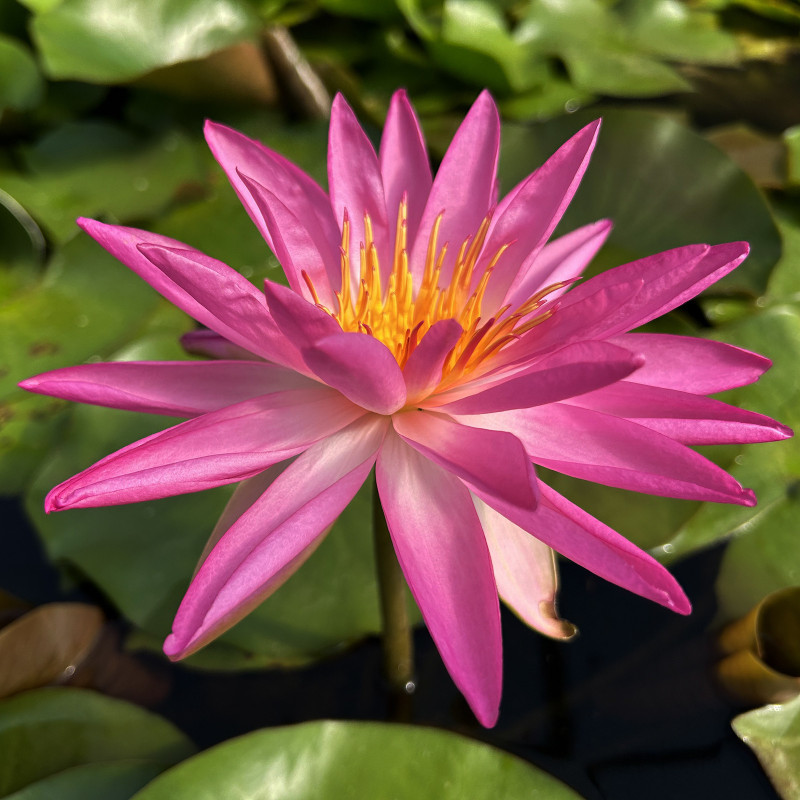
[0,687,195,796]
[131,721,584,799]
[499,109,782,296]
[0,36,44,114]
[31,0,259,83]
[733,695,800,800]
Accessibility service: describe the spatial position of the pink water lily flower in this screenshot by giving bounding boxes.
[21,90,791,727]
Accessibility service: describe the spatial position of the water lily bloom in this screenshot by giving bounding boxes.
[21,90,791,727]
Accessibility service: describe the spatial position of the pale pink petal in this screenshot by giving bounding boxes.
[466,404,756,505]
[481,120,601,311]
[379,89,432,246]
[135,241,301,368]
[166,416,388,659]
[482,481,691,614]
[262,279,341,351]
[328,94,391,285]
[431,340,643,414]
[238,172,337,306]
[377,432,502,727]
[46,388,364,511]
[503,219,612,310]
[181,330,257,361]
[565,381,792,444]
[302,332,406,414]
[402,319,463,402]
[609,333,772,394]
[393,411,538,514]
[204,120,340,269]
[475,498,576,639]
[19,360,314,417]
[409,91,500,285]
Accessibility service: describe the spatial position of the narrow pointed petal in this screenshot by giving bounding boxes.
[481,120,601,311]
[393,411,538,513]
[432,341,643,414]
[328,94,390,284]
[380,89,432,246]
[302,332,407,414]
[409,91,500,284]
[19,360,314,417]
[135,242,301,368]
[180,330,257,361]
[610,333,772,393]
[487,481,691,614]
[204,120,340,269]
[166,416,388,659]
[504,219,612,310]
[46,388,364,511]
[377,432,502,727]
[262,279,341,351]
[238,172,337,305]
[402,319,463,401]
[467,404,756,505]
[475,498,576,639]
[566,381,792,444]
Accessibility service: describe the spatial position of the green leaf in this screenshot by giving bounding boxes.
[785,125,800,189]
[733,695,800,799]
[0,687,195,796]
[499,109,782,295]
[0,36,44,114]
[32,0,260,83]
[131,721,584,799]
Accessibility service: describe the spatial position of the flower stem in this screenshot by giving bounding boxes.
[372,476,415,718]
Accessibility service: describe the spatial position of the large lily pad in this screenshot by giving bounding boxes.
[0,36,44,114]
[131,721,584,799]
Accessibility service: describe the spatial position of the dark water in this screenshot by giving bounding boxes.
[2,495,778,798]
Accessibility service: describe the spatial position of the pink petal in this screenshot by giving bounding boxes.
[467,404,756,505]
[19,360,314,417]
[609,333,772,394]
[302,332,407,414]
[328,94,391,286]
[475,498,576,639]
[402,319,463,402]
[166,415,388,658]
[393,411,538,514]
[503,219,612,310]
[409,91,500,285]
[180,330,257,361]
[376,432,502,727]
[204,120,340,270]
[565,381,792,444]
[46,388,364,511]
[379,89,432,247]
[488,481,691,614]
[134,241,302,368]
[262,279,341,351]
[431,340,643,414]
[481,120,601,312]
[237,172,337,305]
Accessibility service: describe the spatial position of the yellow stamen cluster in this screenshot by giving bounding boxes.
[302,198,567,388]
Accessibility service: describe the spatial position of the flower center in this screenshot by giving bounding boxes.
[302,198,567,387]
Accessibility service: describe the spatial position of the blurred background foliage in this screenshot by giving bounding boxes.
[2,0,800,797]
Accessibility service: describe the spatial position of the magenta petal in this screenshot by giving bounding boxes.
[238,172,337,305]
[471,404,756,505]
[19,360,314,417]
[432,340,643,414]
[180,330,257,361]
[204,120,340,269]
[566,381,793,444]
[402,319,463,401]
[377,432,502,727]
[328,94,390,284]
[166,415,388,658]
[409,90,500,284]
[393,411,538,513]
[610,333,772,393]
[379,89,432,247]
[46,388,364,511]
[136,242,300,368]
[481,120,601,311]
[262,279,341,350]
[302,332,407,414]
